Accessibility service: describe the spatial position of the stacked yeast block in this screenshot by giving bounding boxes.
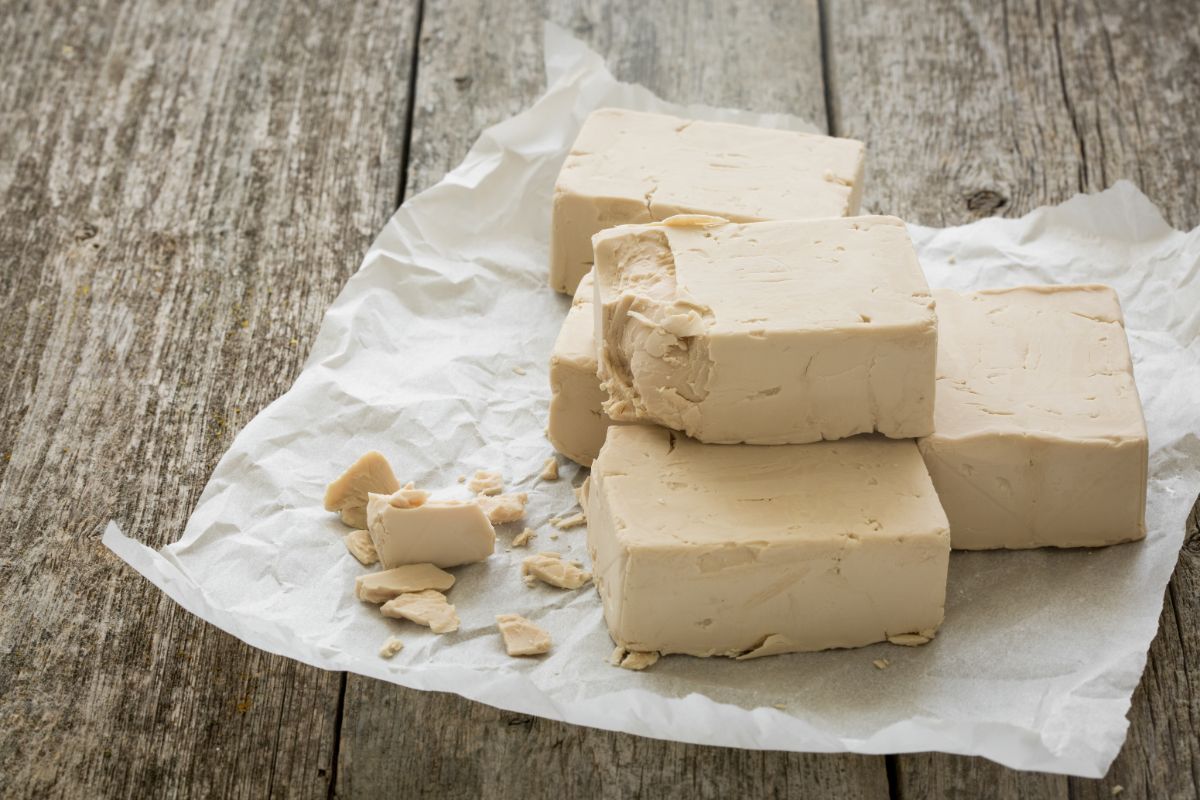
[919,286,1148,549]
[586,426,950,657]
[548,214,937,460]
[550,108,865,294]
[592,215,937,445]
[546,272,612,466]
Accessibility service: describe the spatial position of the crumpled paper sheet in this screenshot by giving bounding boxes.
[104,23,1200,778]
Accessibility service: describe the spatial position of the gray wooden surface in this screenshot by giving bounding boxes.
[0,0,1196,797]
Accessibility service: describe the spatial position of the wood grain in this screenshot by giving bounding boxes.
[827,1,1200,797]
[336,1,888,798]
[337,690,889,799]
[0,0,417,796]
[826,0,1200,229]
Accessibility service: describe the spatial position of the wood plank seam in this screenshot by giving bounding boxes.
[817,0,838,140]
[1050,16,1090,191]
[326,3,427,799]
[396,0,429,212]
[327,673,349,800]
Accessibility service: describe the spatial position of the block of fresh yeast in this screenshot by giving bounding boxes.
[586,425,950,659]
[366,491,495,568]
[918,285,1148,549]
[547,271,613,466]
[550,108,865,294]
[593,215,937,444]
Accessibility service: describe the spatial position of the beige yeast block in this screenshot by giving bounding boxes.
[366,494,495,568]
[551,108,865,294]
[548,271,613,466]
[593,215,936,444]
[918,285,1148,549]
[588,425,949,658]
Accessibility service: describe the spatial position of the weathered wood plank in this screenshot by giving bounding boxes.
[0,0,418,796]
[336,2,887,798]
[338,689,889,799]
[890,754,1067,799]
[827,0,1200,797]
[826,0,1200,229]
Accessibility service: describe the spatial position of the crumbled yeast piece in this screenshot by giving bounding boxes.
[621,651,659,670]
[511,528,534,548]
[608,647,659,671]
[378,637,404,659]
[873,659,891,670]
[387,482,430,509]
[496,614,552,656]
[476,492,528,524]
[887,631,935,647]
[552,512,586,530]
[355,563,456,603]
[467,470,504,496]
[521,552,591,589]
[539,457,559,481]
[380,590,460,633]
[343,529,379,566]
[736,634,800,661]
[324,451,401,529]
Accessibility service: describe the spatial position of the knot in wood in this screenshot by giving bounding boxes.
[1183,503,1200,556]
[966,189,1008,214]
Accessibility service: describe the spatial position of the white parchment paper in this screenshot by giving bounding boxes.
[104,23,1200,778]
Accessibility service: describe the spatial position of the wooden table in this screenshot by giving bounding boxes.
[2,1,1196,796]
